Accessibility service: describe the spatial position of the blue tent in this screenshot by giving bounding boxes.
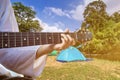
[56,46,86,62]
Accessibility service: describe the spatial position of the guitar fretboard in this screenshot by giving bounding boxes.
[0,31,92,48]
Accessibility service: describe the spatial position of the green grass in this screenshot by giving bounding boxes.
[36,57,120,80]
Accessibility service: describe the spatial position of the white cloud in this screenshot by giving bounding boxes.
[71,0,120,21]
[84,0,96,6]
[44,7,71,18]
[84,0,120,15]
[103,0,120,15]
[69,0,97,21]
[43,0,120,22]
[70,5,85,21]
[43,6,84,21]
[32,0,120,32]
[34,17,64,32]
[53,21,65,29]
[42,2,87,21]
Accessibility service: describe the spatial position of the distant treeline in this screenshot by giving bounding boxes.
[78,0,120,60]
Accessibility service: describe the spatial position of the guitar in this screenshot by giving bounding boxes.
[0,30,92,49]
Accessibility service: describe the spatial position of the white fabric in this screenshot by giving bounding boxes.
[0,0,47,79]
[0,0,19,32]
[0,64,11,77]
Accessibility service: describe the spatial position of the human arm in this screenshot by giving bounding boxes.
[36,29,75,59]
[0,0,75,78]
[0,29,75,77]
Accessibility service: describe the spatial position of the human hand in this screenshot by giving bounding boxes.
[53,29,75,51]
[36,29,75,58]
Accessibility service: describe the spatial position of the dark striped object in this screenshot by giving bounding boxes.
[0,31,92,49]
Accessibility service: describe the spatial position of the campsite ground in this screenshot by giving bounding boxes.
[37,56,120,80]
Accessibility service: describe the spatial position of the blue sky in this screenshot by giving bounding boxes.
[11,0,120,32]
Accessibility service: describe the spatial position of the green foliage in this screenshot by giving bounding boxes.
[80,0,120,57]
[111,11,120,23]
[12,2,43,32]
[82,0,108,32]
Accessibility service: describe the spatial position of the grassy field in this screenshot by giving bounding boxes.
[36,56,120,80]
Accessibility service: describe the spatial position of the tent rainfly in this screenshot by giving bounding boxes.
[57,46,86,62]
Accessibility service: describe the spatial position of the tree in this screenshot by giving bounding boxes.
[78,0,118,54]
[12,2,43,32]
[111,11,120,23]
[82,0,108,32]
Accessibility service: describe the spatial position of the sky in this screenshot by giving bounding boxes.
[11,0,120,32]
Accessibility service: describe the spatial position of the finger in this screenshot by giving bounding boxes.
[54,37,66,51]
[72,38,76,45]
[66,34,76,45]
[64,28,69,33]
[61,34,68,42]
[61,38,66,49]
[66,34,73,45]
